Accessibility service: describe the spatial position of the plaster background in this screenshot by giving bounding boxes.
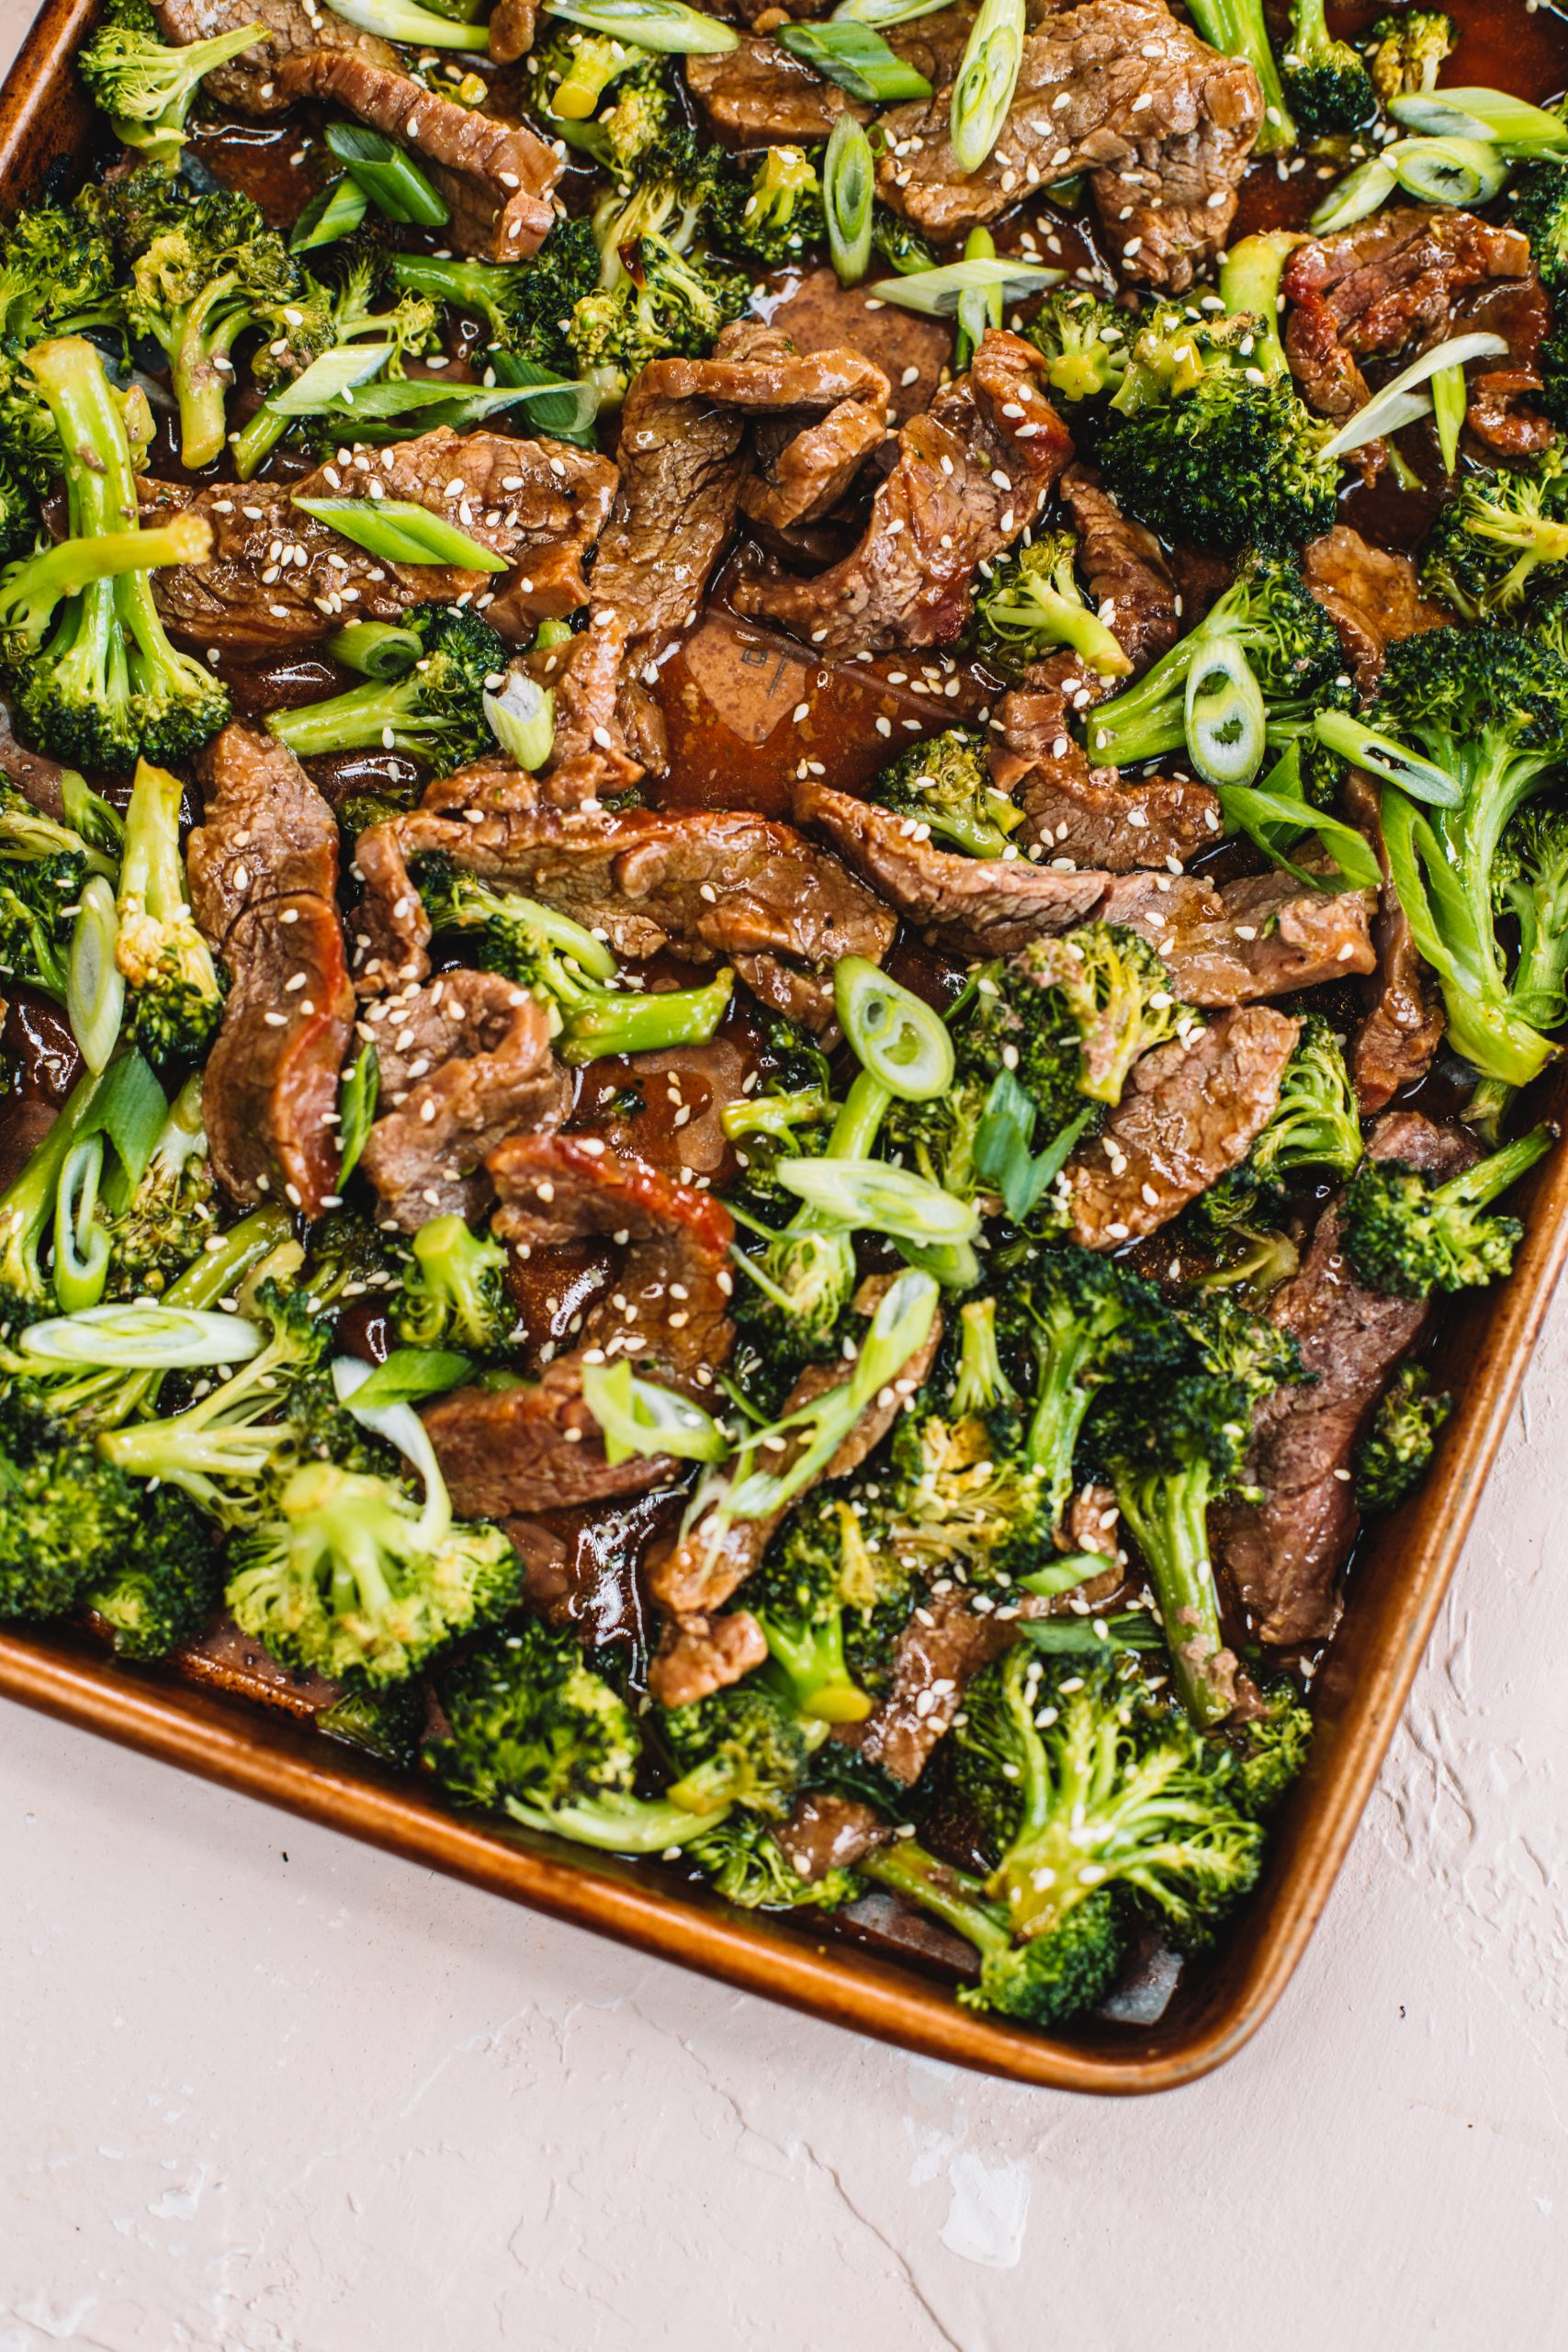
[1,0,1565,2333]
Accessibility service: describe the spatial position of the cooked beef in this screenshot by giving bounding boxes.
[1303,525,1444,697]
[203,890,355,1219]
[1464,366,1554,458]
[1101,867,1378,1003]
[1058,465,1181,675]
[766,267,950,424]
[647,1609,771,1708]
[578,1039,751,1183]
[989,675,1222,869]
[1283,208,1535,424]
[351,799,897,1029]
[0,703,70,820]
[777,1792,894,1881]
[356,972,569,1229]
[186,724,339,947]
[742,399,888,535]
[153,0,396,113]
[1062,1005,1299,1248]
[686,33,865,144]
[423,1136,736,1516]
[1343,774,1446,1115]
[1215,1112,1478,1645]
[795,776,1107,954]
[734,331,1071,656]
[487,0,536,62]
[874,0,1262,289]
[144,430,615,652]
[838,1590,1027,1785]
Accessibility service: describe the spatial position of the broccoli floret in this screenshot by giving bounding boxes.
[1196,1015,1362,1234]
[869,206,935,277]
[109,167,304,470]
[12,337,229,770]
[1212,1675,1314,1816]
[1356,626,1568,1091]
[1282,0,1378,139]
[864,1837,1126,2025]
[0,200,124,555]
[588,130,718,286]
[267,605,507,769]
[114,758,225,1067]
[315,1681,424,1770]
[686,1813,863,1910]
[868,726,1023,858]
[0,1390,143,1618]
[0,782,88,998]
[1340,1127,1551,1302]
[0,510,211,673]
[1365,9,1456,105]
[1186,0,1294,152]
[389,215,597,365]
[1489,804,1568,1041]
[1420,451,1568,620]
[235,255,438,480]
[728,1069,890,1378]
[85,1482,220,1657]
[1086,545,1348,769]
[1006,925,1190,1108]
[79,7,268,164]
[1357,1363,1451,1510]
[1512,158,1568,307]
[748,1486,916,1724]
[567,232,750,405]
[412,854,735,1063]
[973,530,1133,686]
[1100,370,1338,553]
[1023,287,1128,404]
[659,1681,811,1819]
[100,1072,218,1296]
[0,1061,116,1330]
[393,1213,513,1355]
[426,1620,724,1850]
[705,145,824,266]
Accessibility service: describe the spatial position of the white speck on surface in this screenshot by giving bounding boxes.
[939,2152,1031,2268]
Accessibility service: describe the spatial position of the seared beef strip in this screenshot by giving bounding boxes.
[1344,774,1447,1114]
[487,0,536,62]
[742,400,889,536]
[356,972,570,1230]
[145,431,615,653]
[1303,525,1444,699]
[203,890,355,1219]
[423,1136,736,1518]
[153,0,395,112]
[1214,1113,1478,1646]
[989,675,1222,870]
[649,1610,771,1709]
[1063,1006,1300,1249]
[777,1793,895,1882]
[686,34,865,144]
[1058,466,1181,676]
[734,331,1070,657]
[766,268,951,425]
[874,0,1261,289]
[0,704,71,820]
[1283,209,1536,424]
[1100,867,1378,1004]
[350,800,897,1030]
[186,724,339,946]
[838,1589,1061,1785]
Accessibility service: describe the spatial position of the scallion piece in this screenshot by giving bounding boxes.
[1431,360,1467,476]
[328,620,424,678]
[1215,759,1382,896]
[773,1157,979,1247]
[289,175,371,254]
[777,19,931,102]
[823,113,874,285]
[324,122,451,228]
[484,672,555,770]
[1183,634,1267,788]
[21,1301,265,1368]
[542,0,739,53]
[290,494,511,571]
[950,0,1024,176]
[1312,709,1463,808]
[834,956,953,1100]
[263,341,399,419]
[1309,155,1398,235]
[953,224,1002,371]
[67,876,124,1076]
[1390,134,1508,207]
[867,254,1060,315]
[51,1136,111,1316]
[1321,332,1508,460]
[581,1358,730,1467]
[832,0,951,23]
[337,1044,379,1183]
[325,0,489,41]
[1389,85,1568,153]
[346,1346,474,1409]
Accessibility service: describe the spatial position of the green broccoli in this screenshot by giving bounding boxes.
[705,146,825,266]
[389,215,598,364]
[686,1814,863,1911]
[114,758,225,1067]
[973,530,1133,685]
[1356,1363,1451,1510]
[1365,9,1456,105]
[234,256,439,480]
[85,1482,221,1657]
[1194,1015,1362,1235]
[99,1071,218,1296]
[588,129,718,290]
[1100,364,1338,552]
[266,605,508,768]
[393,1213,513,1355]
[1340,1127,1552,1301]
[1282,0,1378,139]
[659,1681,811,1819]
[315,1681,425,1771]
[1212,1675,1314,1816]
[1023,287,1129,404]
[1419,451,1568,620]
[567,232,750,405]
[867,727,1023,858]
[79,2,267,164]
[0,781,89,999]
[0,1389,143,1620]
[1489,805,1568,1040]
[729,1069,889,1379]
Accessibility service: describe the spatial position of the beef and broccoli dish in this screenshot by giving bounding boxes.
[1,0,1563,2038]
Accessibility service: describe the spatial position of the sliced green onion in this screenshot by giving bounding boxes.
[328,620,423,678]
[22,1301,265,1368]
[486,350,603,448]
[1018,1550,1120,1600]
[1312,708,1462,808]
[264,341,398,418]
[1389,86,1568,153]
[953,225,1001,372]
[974,1070,1091,1220]
[777,19,931,102]
[333,1355,451,1544]
[823,114,874,287]
[324,0,491,42]
[484,673,555,770]
[1431,359,1467,476]
[1321,332,1509,460]
[290,494,511,571]
[867,254,1061,316]
[290,175,371,254]
[1184,635,1267,787]
[88,1051,168,1193]
[950,0,1024,176]
[542,0,739,51]
[337,1043,379,1183]
[347,1346,474,1408]
[67,876,124,1075]
[284,372,599,438]
[581,1358,729,1466]
[773,1157,978,1246]
[325,122,451,228]
[51,1136,110,1315]
[833,0,951,20]
[1309,156,1398,235]
[834,956,953,1101]
[1389,135,1508,207]
[1215,763,1382,896]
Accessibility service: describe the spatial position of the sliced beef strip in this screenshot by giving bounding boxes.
[742,400,888,535]
[1101,867,1378,1004]
[145,431,615,653]
[734,331,1071,657]
[1062,1005,1300,1249]
[0,704,70,820]
[487,0,536,62]
[1283,209,1535,424]
[837,1590,1059,1786]
[1342,772,1447,1115]
[1214,1113,1478,1646]
[423,1136,736,1516]
[874,0,1261,290]
[795,776,1106,955]
[350,800,896,1030]
[777,1792,894,1881]
[1058,465,1180,676]
[686,34,865,144]
[186,724,339,947]
[1302,525,1444,699]
[989,674,1221,870]
[647,1609,772,1709]
[153,0,397,114]
[203,890,355,1220]
[356,972,570,1230]
[765,268,950,425]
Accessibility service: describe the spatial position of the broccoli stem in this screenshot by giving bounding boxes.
[0,514,209,659]
[757,1610,875,1724]
[1111,1462,1233,1727]
[1217,232,1297,380]
[1186,0,1295,151]
[553,966,734,1064]
[118,758,188,934]
[862,1840,1010,1958]
[952,1296,1015,1419]
[1024,1329,1104,1530]
[502,1792,726,1853]
[264,673,430,759]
